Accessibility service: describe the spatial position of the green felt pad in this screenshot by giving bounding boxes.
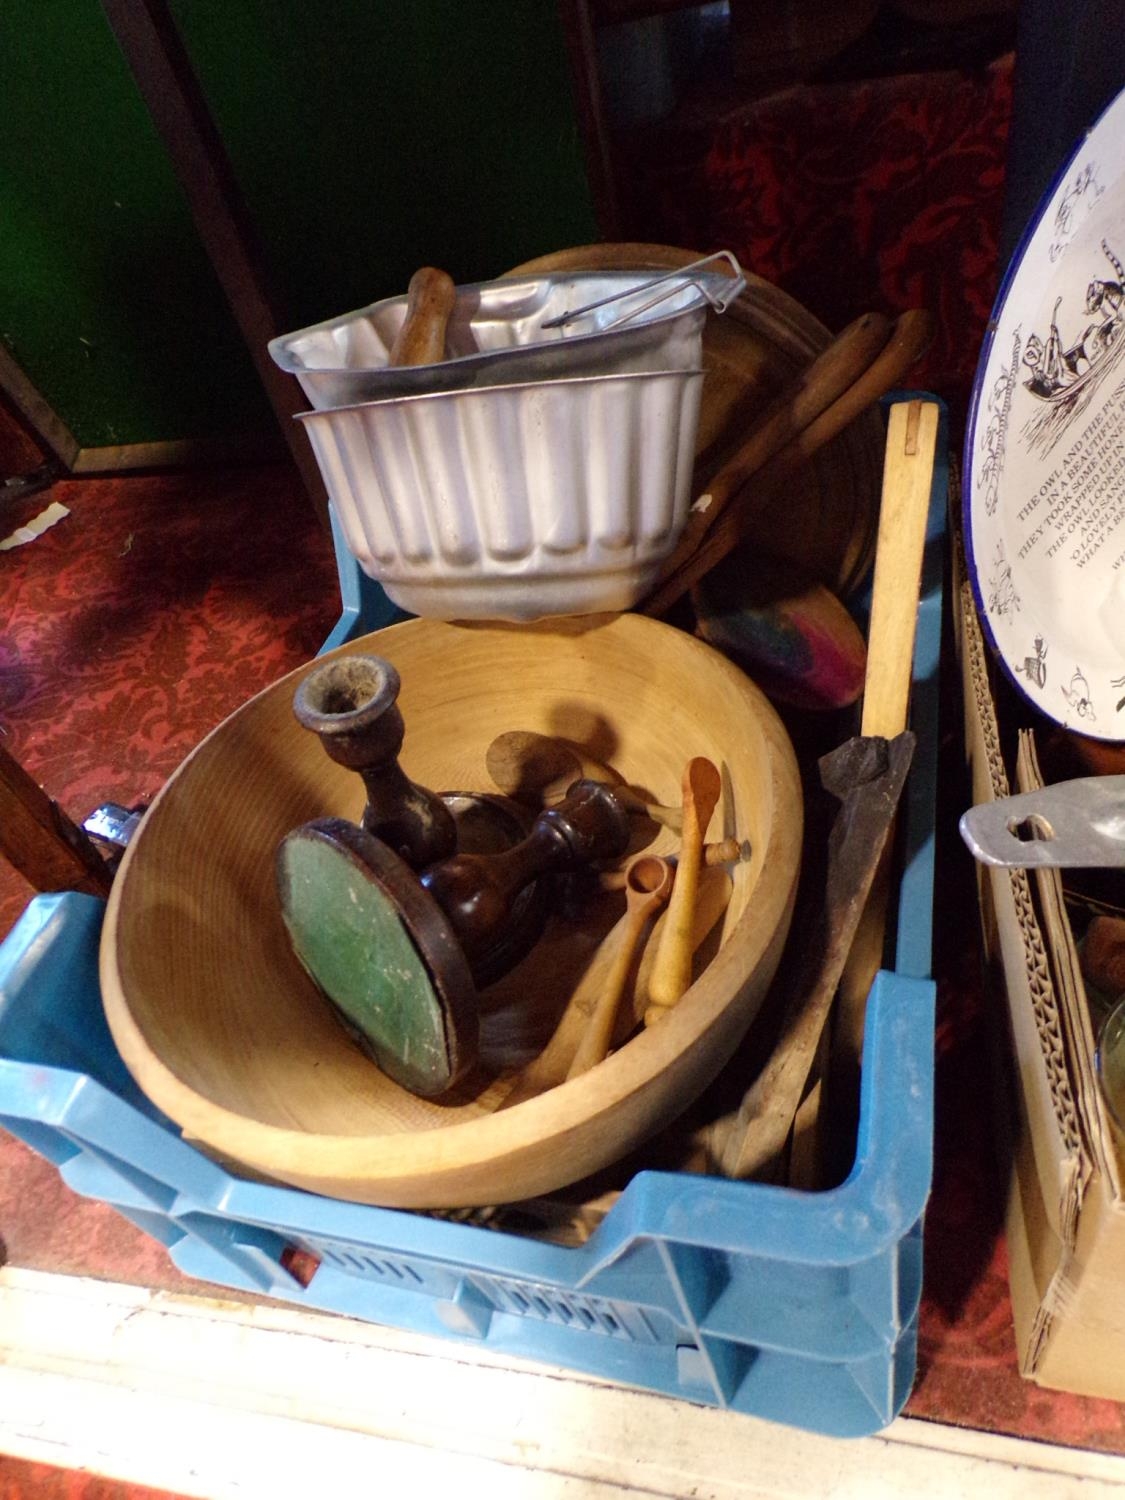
[278,829,458,1096]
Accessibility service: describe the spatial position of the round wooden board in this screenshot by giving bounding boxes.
[504,242,884,597]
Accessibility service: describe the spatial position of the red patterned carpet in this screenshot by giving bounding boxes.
[0,463,338,939]
[0,1459,190,1500]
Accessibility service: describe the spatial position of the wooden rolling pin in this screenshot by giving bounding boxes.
[388,267,456,367]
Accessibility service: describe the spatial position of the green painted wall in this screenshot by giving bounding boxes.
[0,0,271,448]
[0,2,597,451]
[169,0,599,326]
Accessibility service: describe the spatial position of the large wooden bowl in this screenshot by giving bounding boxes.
[100,614,802,1208]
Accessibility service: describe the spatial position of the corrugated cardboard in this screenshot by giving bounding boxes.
[955,510,1125,1398]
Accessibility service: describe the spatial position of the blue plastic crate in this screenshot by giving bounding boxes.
[0,400,946,1438]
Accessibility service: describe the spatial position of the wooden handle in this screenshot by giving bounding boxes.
[652,311,892,593]
[500,903,640,1106]
[641,309,933,616]
[859,398,940,735]
[821,397,940,1184]
[644,758,722,1019]
[597,837,741,890]
[387,266,456,367]
[501,861,730,1107]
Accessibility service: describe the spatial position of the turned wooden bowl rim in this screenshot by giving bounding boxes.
[99,613,803,1196]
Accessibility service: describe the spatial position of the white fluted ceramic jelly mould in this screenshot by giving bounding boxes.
[297,369,705,622]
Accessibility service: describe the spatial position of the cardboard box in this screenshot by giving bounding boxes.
[955,508,1125,1398]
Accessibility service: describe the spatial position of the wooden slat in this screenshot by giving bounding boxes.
[97,0,329,529]
[0,345,80,470]
[0,742,112,897]
[556,0,623,238]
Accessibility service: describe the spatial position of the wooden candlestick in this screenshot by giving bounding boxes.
[292,653,457,870]
[421,779,631,973]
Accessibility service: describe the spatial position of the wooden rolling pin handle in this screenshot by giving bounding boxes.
[388,266,456,368]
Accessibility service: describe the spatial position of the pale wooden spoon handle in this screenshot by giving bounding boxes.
[644,758,722,1020]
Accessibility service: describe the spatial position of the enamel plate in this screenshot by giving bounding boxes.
[965,86,1125,741]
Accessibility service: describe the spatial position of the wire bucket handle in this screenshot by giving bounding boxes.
[539,251,747,332]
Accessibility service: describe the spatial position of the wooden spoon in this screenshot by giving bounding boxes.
[388,266,456,367]
[500,856,722,1108]
[644,757,723,1022]
[566,855,674,1079]
[485,730,682,831]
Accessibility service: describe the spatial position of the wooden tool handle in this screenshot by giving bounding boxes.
[644,758,722,1020]
[859,398,940,735]
[388,266,456,367]
[566,907,650,1078]
[641,309,933,616]
[652,311,892,593]
[597,838,741,889]
[822,397,940,1182]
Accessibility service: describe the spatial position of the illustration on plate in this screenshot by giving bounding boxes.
[1062,666,1097,722]
[1114,672,1125,713]
[1048,161,1105,262]
[978,329,1021,517]
[987,540,1021,618]
[1021,240,1125,455]
[1016,634,1048,689]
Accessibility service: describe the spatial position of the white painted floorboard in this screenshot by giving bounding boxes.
[1,1267,1124,1499]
